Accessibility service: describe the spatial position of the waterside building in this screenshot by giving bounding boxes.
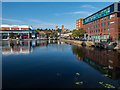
[83,2,120,41]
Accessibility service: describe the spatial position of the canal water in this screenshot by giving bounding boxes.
[1,40,120,88]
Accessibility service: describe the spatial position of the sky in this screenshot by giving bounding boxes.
[2,2,114,30]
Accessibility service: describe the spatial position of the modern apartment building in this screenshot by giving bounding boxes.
[76,18,84,30]
[83,2,120,41]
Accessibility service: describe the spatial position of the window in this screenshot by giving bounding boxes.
[96,25,97,28]
[108,16,110,19]
[104,35,106,39]
[101,23,103,26]
[96,20,97,23]
[98,35,100,39]
[98,29,100,32]
[104,28,106,32]
[101,18,103,21]
[107,28,109,31]
[91,36,93,39]
[107,34,110,39]
[96,30,97,32]
[108,21,109,25]
[104,22,106,26]
[101,35,103,39]
[94,35,95,38]
[104,17,106,20]
[99,19,100,22]
[99,24,100,27]
[101,29,103,32]
[96,35,97,39]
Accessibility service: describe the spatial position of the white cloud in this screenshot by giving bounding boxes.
[81,5,97,9]
[28,19,74,30]
[70,11,90,15]
[1,18,74,30]
[1,18,24,23]
[28,19,62,29]
[55,11,91,16]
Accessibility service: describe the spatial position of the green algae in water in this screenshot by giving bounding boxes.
[103,67,108,69]
[103,74,108,77]
[76,73,80,75]
[98,82,115,88]
[75,81,83,85]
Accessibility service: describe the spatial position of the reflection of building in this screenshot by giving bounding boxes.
[83,2,120,41]
[0,25,33,39]
[1,40,64,55]
[76,54,82,61]
[72,45,120,80]
[76,18,84,30]
[2,40,33,55]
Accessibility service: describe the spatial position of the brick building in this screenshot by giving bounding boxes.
[83,2,120,41]
[76,18,84,30]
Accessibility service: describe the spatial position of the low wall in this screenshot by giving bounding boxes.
[60,39,120,53]
[60,39,94,47]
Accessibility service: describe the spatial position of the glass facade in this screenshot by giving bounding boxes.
[83,4,114,24]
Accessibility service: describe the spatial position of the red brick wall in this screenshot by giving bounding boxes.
[83,13,119,40]
[76,18,83,29]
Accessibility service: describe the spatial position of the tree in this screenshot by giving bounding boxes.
[71,28,85,38]
[71,29,79,37]
[57,29,62,33]
[15,33,20,38]
[78,28,86,38]
[9,32,14,39]
[45,33,49,39]
[54,32,58,38]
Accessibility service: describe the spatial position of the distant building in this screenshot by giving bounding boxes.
[61,32,72,37]
[61,25,64,30]
[36,31,46,39]
[0,24,33,39]
[55,26,58,30]
[76,18,84,30]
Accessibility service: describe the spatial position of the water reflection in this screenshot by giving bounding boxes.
[72,45,120,80]
[1,40,120,88]
[1,40,65,55]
